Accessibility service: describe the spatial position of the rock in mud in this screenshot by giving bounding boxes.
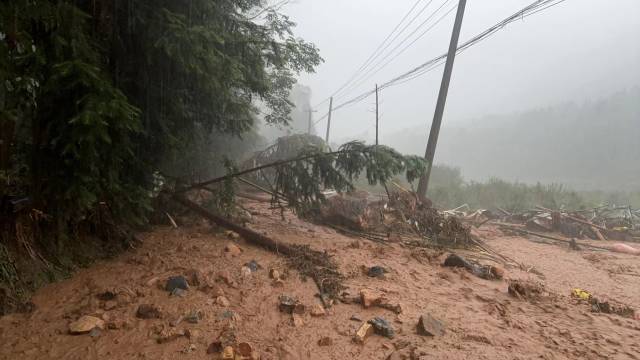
[136,304,162,319]
[443,254,472,269]
[224,243,242,256]
[292,313,305,327]
[368,317,395,339]
[222,345,235,359]
[237,342,253,357]
[367,265,387,278]
[310,304,326,317]
[69,315,105,334]
[360,289,382,308]
[245,260,260,272]
[278,295,304,314]
[417,313,445,337]
[165,276,189,292]
[156,328,185,344]
[269,269,281,280]
[184,309,204,324]
[170,288,187,297]
[354,322,374,344]
[207,341,223,354]
[103,300,117,311]
[241,266,252,278]
[216,296,231,307]
[185,269,208,288]
[217,270,236,287]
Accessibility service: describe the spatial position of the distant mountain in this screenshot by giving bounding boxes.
[384,89,640,191]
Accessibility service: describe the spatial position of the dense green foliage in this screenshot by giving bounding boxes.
[1,0,321,234]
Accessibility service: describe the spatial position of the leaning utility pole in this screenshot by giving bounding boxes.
[325,97,333,143]
[375,84,379,145]
[416,0,467,199]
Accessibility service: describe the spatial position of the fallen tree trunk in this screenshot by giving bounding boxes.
[172,195,294,255]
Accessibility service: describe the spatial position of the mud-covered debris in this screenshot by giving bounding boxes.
[69,315,105,334]
[285,244,346,300]
[590,297,635,318]
[367,265,387,278]
[354,322,374,344]
[417,313,445,336]
[318,336,333,346]
[507,280,548,301]
[443,254,471,268]
[165,276,189,292]
[444,253,504,280]
[136,304,162,319]
[368,317,395,339]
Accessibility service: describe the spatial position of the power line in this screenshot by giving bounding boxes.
[336,0,457,101]
[314,0,569,125]
[313,0,431,107]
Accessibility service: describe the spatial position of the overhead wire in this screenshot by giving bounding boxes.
[314,0,569,125]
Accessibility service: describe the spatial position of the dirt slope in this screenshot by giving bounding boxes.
[1,200,639,359]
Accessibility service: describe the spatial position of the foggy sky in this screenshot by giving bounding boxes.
[284,0,640,142]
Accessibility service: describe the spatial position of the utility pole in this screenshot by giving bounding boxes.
[325,97,333,143]
[416,0,467,200]
[375,84,379,145]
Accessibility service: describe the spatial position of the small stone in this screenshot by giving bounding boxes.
[237,342,253,357]
[222,345,235,359]
[69,315,105,334]
[103,300,117,311]
[369,317,395,339]
[241,266,252,278]
[417,313,445,337]
[354,323,374,344]
[318,337,333,346]
[245,260,259,272]
[360,289,382,308]
[184,309,204,324]
[165,276,189,292]
[310,304,326,317]
[292,313,304,327]
[185,269,208,288]
[136,304,162,319]
[278,295,299,314]
[367,266,387,278]
[217,296,231,307]
[269,269,281,280]
[224,243,242,256]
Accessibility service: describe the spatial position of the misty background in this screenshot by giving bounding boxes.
[266,0,640,191]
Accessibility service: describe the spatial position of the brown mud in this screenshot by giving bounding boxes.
[1,199,639,359]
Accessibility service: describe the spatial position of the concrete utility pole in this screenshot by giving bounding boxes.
[375,84,379,145]
[325,97,333,143]
[416,0,467,199]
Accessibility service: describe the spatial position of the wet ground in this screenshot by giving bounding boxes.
[1,199,639,359]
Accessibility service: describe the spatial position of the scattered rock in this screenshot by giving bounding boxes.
[350,314,363,322]
[417,313,445,337]
[211,285,226,297]
[367,266,387,278]
[185,269,208,288]
[217,296,231,307]
[443,253,471,268]
[245,260,260,272]
[89,327,102,338]
[292,313,304,327]
[181,343,197,354]
[217,270,236,287]
[360,289,382,308]
[69,315,105,335]
[136,304,162,319]
[318,336,333,346]
[225,230,240,240]
[354,323,374,344]
[310,304,326,317]
[207,341,223,354]
[269,269,281,280]
[278,295,304,314]
[368,317,395,339]
[165,276,189,292]
[225,243,242,257]
[184,309,204,324]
